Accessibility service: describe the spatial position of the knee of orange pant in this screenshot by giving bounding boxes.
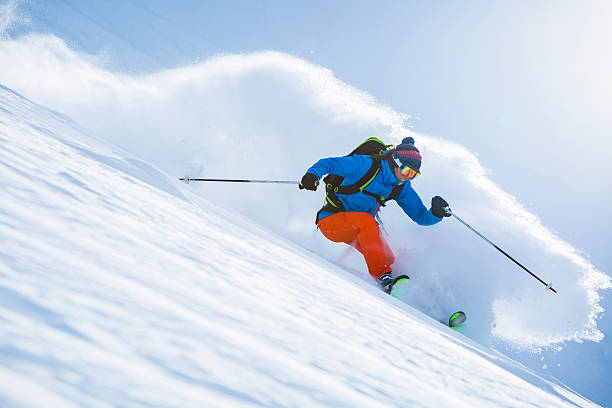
[383,242,395,263]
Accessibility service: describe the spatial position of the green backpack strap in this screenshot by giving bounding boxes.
[324,156,382,208]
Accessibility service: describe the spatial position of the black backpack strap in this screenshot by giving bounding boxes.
[361,189,388,207]
[360,182,405,209]
[335,156,382,195]
[386,183,405,202]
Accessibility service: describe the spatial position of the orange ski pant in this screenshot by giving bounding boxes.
[318,212,395,279]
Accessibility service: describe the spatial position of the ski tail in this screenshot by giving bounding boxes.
[449,311,466,329]
[389,275,410,298]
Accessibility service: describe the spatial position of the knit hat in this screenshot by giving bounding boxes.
[393,137,422,172]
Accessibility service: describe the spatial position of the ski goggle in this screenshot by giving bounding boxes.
[400,165,420,179]
[393,154,420,179]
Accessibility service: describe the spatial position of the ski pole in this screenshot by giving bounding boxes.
[179,177,300,185]
[446,208,557,294]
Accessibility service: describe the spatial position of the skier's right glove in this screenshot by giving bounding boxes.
[299,173,319,191]
[431,196,451,218]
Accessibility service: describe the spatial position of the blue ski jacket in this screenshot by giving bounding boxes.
[306,155,442,225]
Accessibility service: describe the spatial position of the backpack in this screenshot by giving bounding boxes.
[316,137,405,224]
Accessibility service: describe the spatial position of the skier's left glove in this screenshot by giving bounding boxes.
[431,196,451,218]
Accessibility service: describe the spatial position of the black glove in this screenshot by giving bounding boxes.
[431,196,451,218]
[299,173,319,191]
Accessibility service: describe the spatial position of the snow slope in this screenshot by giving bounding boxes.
[0,84,600,406]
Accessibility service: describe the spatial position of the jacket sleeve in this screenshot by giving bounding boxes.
[305,156,365,180]
[395,183,442,226]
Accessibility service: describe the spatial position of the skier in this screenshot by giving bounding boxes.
[299,137,451,294]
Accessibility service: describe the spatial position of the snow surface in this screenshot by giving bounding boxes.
[0,83,601,408]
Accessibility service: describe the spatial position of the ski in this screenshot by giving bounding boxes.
[389,275,467,329]
[448,311,466,329]
[389,275,411,297]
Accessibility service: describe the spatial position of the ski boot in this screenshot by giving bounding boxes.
[377,273,411,295]
[376,272,394,294]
